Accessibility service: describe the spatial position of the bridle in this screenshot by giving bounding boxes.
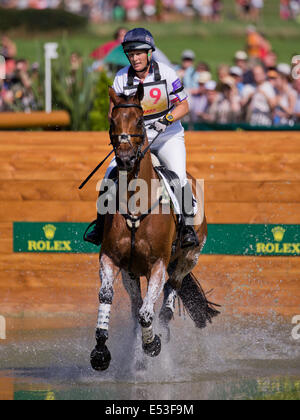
[109,103,146,175]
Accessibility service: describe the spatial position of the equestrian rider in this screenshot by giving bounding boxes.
[85,28,199,249]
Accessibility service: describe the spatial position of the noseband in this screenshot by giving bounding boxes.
[109,104,146,163]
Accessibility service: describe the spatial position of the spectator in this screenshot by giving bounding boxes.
[199,0,213,22]
[143,0,157,20]
[212,0,222,21]
[1,57,37,112]
[280,0,292,19]
[198,80,220,123]
[273,64,297,125]
[174,0,188,14]
[217,64,230,84]
[123,0,141,21]
[293,77,300,123]
[250,0,264,21]
[176,50,198,90]
[200,78,241,124]
[290,0,300,18]
[0,36,17,60]
[241,64,277,126]
[262,50,278,72]
[218,76,242,123]
[236,0,251,20]
[229,66,244,95]
[246,26,272,64]
[196,61,211,74]
[190,71,211,122]
[90,27,127,60]
[234,50,255,85]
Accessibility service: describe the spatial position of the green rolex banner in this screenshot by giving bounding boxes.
[13,223,300,256]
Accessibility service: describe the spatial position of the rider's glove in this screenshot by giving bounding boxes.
[151,113,175,133]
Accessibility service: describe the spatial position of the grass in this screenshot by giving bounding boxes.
[5,0,300,73]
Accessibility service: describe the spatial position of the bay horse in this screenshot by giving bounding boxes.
[90,84,219,371]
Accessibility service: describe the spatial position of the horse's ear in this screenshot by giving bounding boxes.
[134,83,144,104]
[109,87,121,105]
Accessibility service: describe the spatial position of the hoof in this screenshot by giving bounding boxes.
[90,345,111,371]
[143,335,161,358]
[159,307,173,326]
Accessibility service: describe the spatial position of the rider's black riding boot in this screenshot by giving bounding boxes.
[84,212,104,246]
[84,169,117,247]
[180,183,200,249]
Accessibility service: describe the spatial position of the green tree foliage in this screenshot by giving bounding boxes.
[50,39,98,130]
[89,71,112,132]
[0,8,88,32]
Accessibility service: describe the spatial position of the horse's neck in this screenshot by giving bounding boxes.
[120,144,156,214]
[138,148,155,184]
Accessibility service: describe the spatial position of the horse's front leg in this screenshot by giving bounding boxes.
[90,253,119,371]
[139,259,167,357]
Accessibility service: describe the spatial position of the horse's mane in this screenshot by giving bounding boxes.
[117,93,136,103]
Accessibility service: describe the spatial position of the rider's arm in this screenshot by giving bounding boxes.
[170,98,189,122]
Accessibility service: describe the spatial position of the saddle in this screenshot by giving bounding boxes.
[151,154,182,219]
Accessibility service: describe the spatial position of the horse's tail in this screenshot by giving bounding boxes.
[178,273,221,329]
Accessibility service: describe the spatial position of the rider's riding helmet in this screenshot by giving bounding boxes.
[122,28,156,53]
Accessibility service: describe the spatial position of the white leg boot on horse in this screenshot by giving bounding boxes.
[90,254,119,371]
[139,259,167,357]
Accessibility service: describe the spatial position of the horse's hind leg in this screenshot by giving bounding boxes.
[159,282,177,342]
[90,254,119,372]
[139,259,166,357]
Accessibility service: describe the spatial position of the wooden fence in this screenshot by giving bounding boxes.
[0,131,299,332]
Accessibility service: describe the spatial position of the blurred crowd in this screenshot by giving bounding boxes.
[182,49,300,127]
[235,0,265,21]
[0,36,39,112]
[280,0,300,19]
[179,28,300,127]
[0,0,224,22]
[1,0,300,22]
[1,28,300,127]
[2,0,300,22]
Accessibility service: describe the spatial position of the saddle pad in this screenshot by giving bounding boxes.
[151,154,198,218]
[151,154,182,217]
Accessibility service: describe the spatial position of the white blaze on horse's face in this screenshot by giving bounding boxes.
[119,134,132,144]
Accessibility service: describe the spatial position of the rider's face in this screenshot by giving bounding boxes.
[127,50,149,72]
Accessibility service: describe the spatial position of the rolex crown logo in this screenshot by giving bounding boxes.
[43,224,57,240]
[272,226,286,242]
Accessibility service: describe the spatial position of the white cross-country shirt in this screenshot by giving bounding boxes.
[112,61,187,143]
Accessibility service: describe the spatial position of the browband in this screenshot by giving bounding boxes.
[112,104,143,112]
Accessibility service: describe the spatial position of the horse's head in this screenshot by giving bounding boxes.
[109,84,145,173]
